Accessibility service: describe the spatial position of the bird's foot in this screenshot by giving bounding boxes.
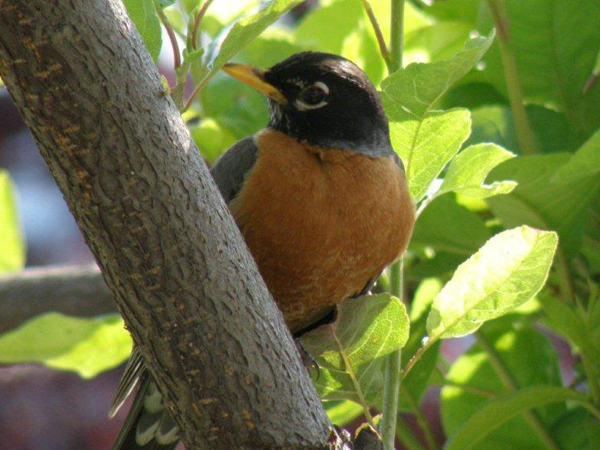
[294,338,320,379]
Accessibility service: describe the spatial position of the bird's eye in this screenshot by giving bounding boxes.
[295,82,329,110]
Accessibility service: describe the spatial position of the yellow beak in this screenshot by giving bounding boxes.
[222,63,286,104]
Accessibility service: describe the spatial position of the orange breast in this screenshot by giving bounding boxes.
[230,129,415,333]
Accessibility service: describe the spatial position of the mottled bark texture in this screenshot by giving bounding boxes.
[0,1,331,448]
[0,264,115,334]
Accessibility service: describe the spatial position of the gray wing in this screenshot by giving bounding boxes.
[110,136,258,448]
[210,136,259,204]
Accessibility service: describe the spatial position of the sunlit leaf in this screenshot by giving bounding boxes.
[427,226,558,340]
[302,294,409,404]
[324,400,363,426]
[438,143,516,198]
[0,171,25,273]
[381,32,494,117]
[0,313,132,379]
[385,104,471,201]
[209,0,302,71]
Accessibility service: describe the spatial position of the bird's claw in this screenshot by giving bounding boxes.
[294,338,321,380]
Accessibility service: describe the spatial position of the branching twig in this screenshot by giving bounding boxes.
[360,0,392,71]
[0,265,114,334]
[155,1,181,70]
[192,0,215,51]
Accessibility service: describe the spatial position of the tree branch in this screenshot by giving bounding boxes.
[0,264,115,334]
[0,1,330,449]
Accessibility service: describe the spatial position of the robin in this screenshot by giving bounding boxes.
[110,51,415,449]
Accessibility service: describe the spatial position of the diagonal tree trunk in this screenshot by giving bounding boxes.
[0,1,331,448]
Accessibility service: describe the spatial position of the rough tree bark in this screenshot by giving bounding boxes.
[0,1,331,448]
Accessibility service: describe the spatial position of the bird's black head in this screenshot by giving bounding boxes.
[223,52,393,157]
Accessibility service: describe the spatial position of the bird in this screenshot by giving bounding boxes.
[110,51,415,450]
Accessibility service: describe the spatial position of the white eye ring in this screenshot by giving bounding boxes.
[294,81,329,111]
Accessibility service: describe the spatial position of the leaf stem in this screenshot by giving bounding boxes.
[191,0,215,51]
[381,260,404,450]
[380,3,407,448]
[360,0,392,71]
[475,331,562,450]
[486,0,537,155]
[183,73,212,112]
[582,355,600,406]
[555,250,576,305]
[155,1,181,70]
[389,0,405,72]
[402,338,434,380]
[331,331,378,430]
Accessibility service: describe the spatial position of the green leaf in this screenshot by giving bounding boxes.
[487,152,600,258]
[385,105,471,201]
[210,0,302,71]
[553,408,600,450]
[381,32,494,117]
[423,0,485,24]
[157,0,175,7]
[324,400,363,426]
[553,129,600,182]
[204,0,260,25]
[381,33,495,202]
[465,104,574,154]
[541,292,600,359]
[445,386,593,450]
[438,143,516,198]
[404,21,472,66]
[0,313,132,379]
[123,0,162,63]
[410,194,491,256]
[295,0,362,54]
[477,0,600,144]
[399,279,442,411]
[302,294,409,404]
[409,251,466,280]
[427,226,558,340]
[441,324,565,450]
[541,292,600,382]
[0,171,25,273]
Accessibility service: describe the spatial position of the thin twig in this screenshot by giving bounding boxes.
[486,0,537,155]
[402,339,434,380]
[183,73,212,111]
[389,0,405,72]
[332,331,378,430]
[155,1,181,69]
[192,0,215,51]
[380,259,404,450]
[360,0,392,71]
